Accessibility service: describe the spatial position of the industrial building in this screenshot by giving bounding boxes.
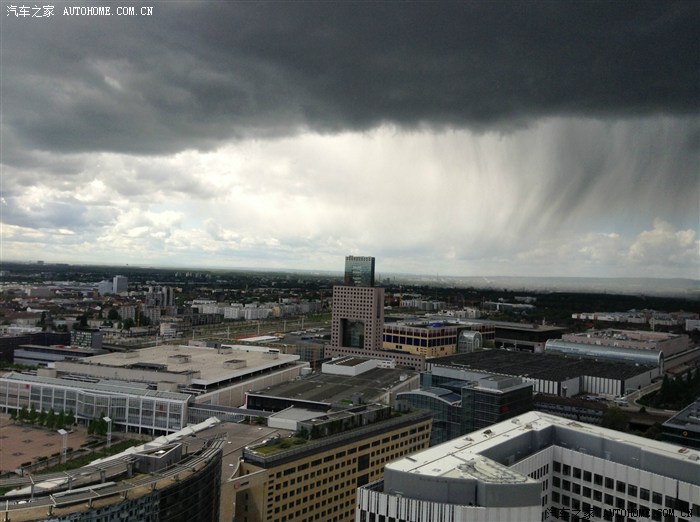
[429,350,660,398]
[552,329,699,372]
[357,411,700,522]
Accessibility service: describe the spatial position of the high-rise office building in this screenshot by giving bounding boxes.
[112,275,128,294]
[330,256,384,354]
[344,256,375,287]
[357,411,700,522]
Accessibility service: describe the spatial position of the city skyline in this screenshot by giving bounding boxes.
[1,2,698,279]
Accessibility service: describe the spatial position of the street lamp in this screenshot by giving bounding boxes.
[103,416,112,449]
[57,429,68,464]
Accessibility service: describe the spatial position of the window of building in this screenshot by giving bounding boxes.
[627,485,637,497]
[594,474,603,486]
[605,477,614,489]
[640,488,650,501]
[652,492,663,505]
[616,481,626,493]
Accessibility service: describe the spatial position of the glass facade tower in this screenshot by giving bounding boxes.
[344,256,375,287]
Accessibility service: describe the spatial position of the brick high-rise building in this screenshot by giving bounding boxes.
[330,256,384,356]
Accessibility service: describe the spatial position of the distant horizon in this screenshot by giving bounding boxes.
[4,257,699,281]
[3,259,698,299]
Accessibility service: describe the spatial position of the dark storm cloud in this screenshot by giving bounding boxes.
[2,1,697,159]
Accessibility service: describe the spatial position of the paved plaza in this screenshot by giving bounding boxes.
[0,414,88,472]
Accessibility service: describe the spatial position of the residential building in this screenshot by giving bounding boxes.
[357,411,700,522]
[112,275,128,294]
[96,279,112,296]
[71,328,103,350]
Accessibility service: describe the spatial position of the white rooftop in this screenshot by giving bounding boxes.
[388,411,700,484]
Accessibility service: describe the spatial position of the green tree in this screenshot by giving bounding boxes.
[122,318,135,330]
[46,409,56,430]
[601,407,629,432]
[38,409,47,427]
[107,308,120,321]
[28,405,38,425]
[56,410,66,429]
[18,405,28,423]
[65,410,75,427]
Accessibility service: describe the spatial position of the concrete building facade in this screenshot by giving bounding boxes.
[227,408,432,522]
[357,411,700,522]
[330,286,385,353]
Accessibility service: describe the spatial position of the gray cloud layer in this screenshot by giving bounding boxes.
[3,1,698,159]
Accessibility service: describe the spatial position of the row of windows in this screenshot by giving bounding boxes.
[550,459,698,522]
[552,460,692,512]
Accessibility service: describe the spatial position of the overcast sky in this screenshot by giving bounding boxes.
[1,1,698,279]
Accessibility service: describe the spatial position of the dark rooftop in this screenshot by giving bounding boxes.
[249,367,417,405]
[429,349,655,381]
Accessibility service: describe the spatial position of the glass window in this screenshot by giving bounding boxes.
[640,488,650,501]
